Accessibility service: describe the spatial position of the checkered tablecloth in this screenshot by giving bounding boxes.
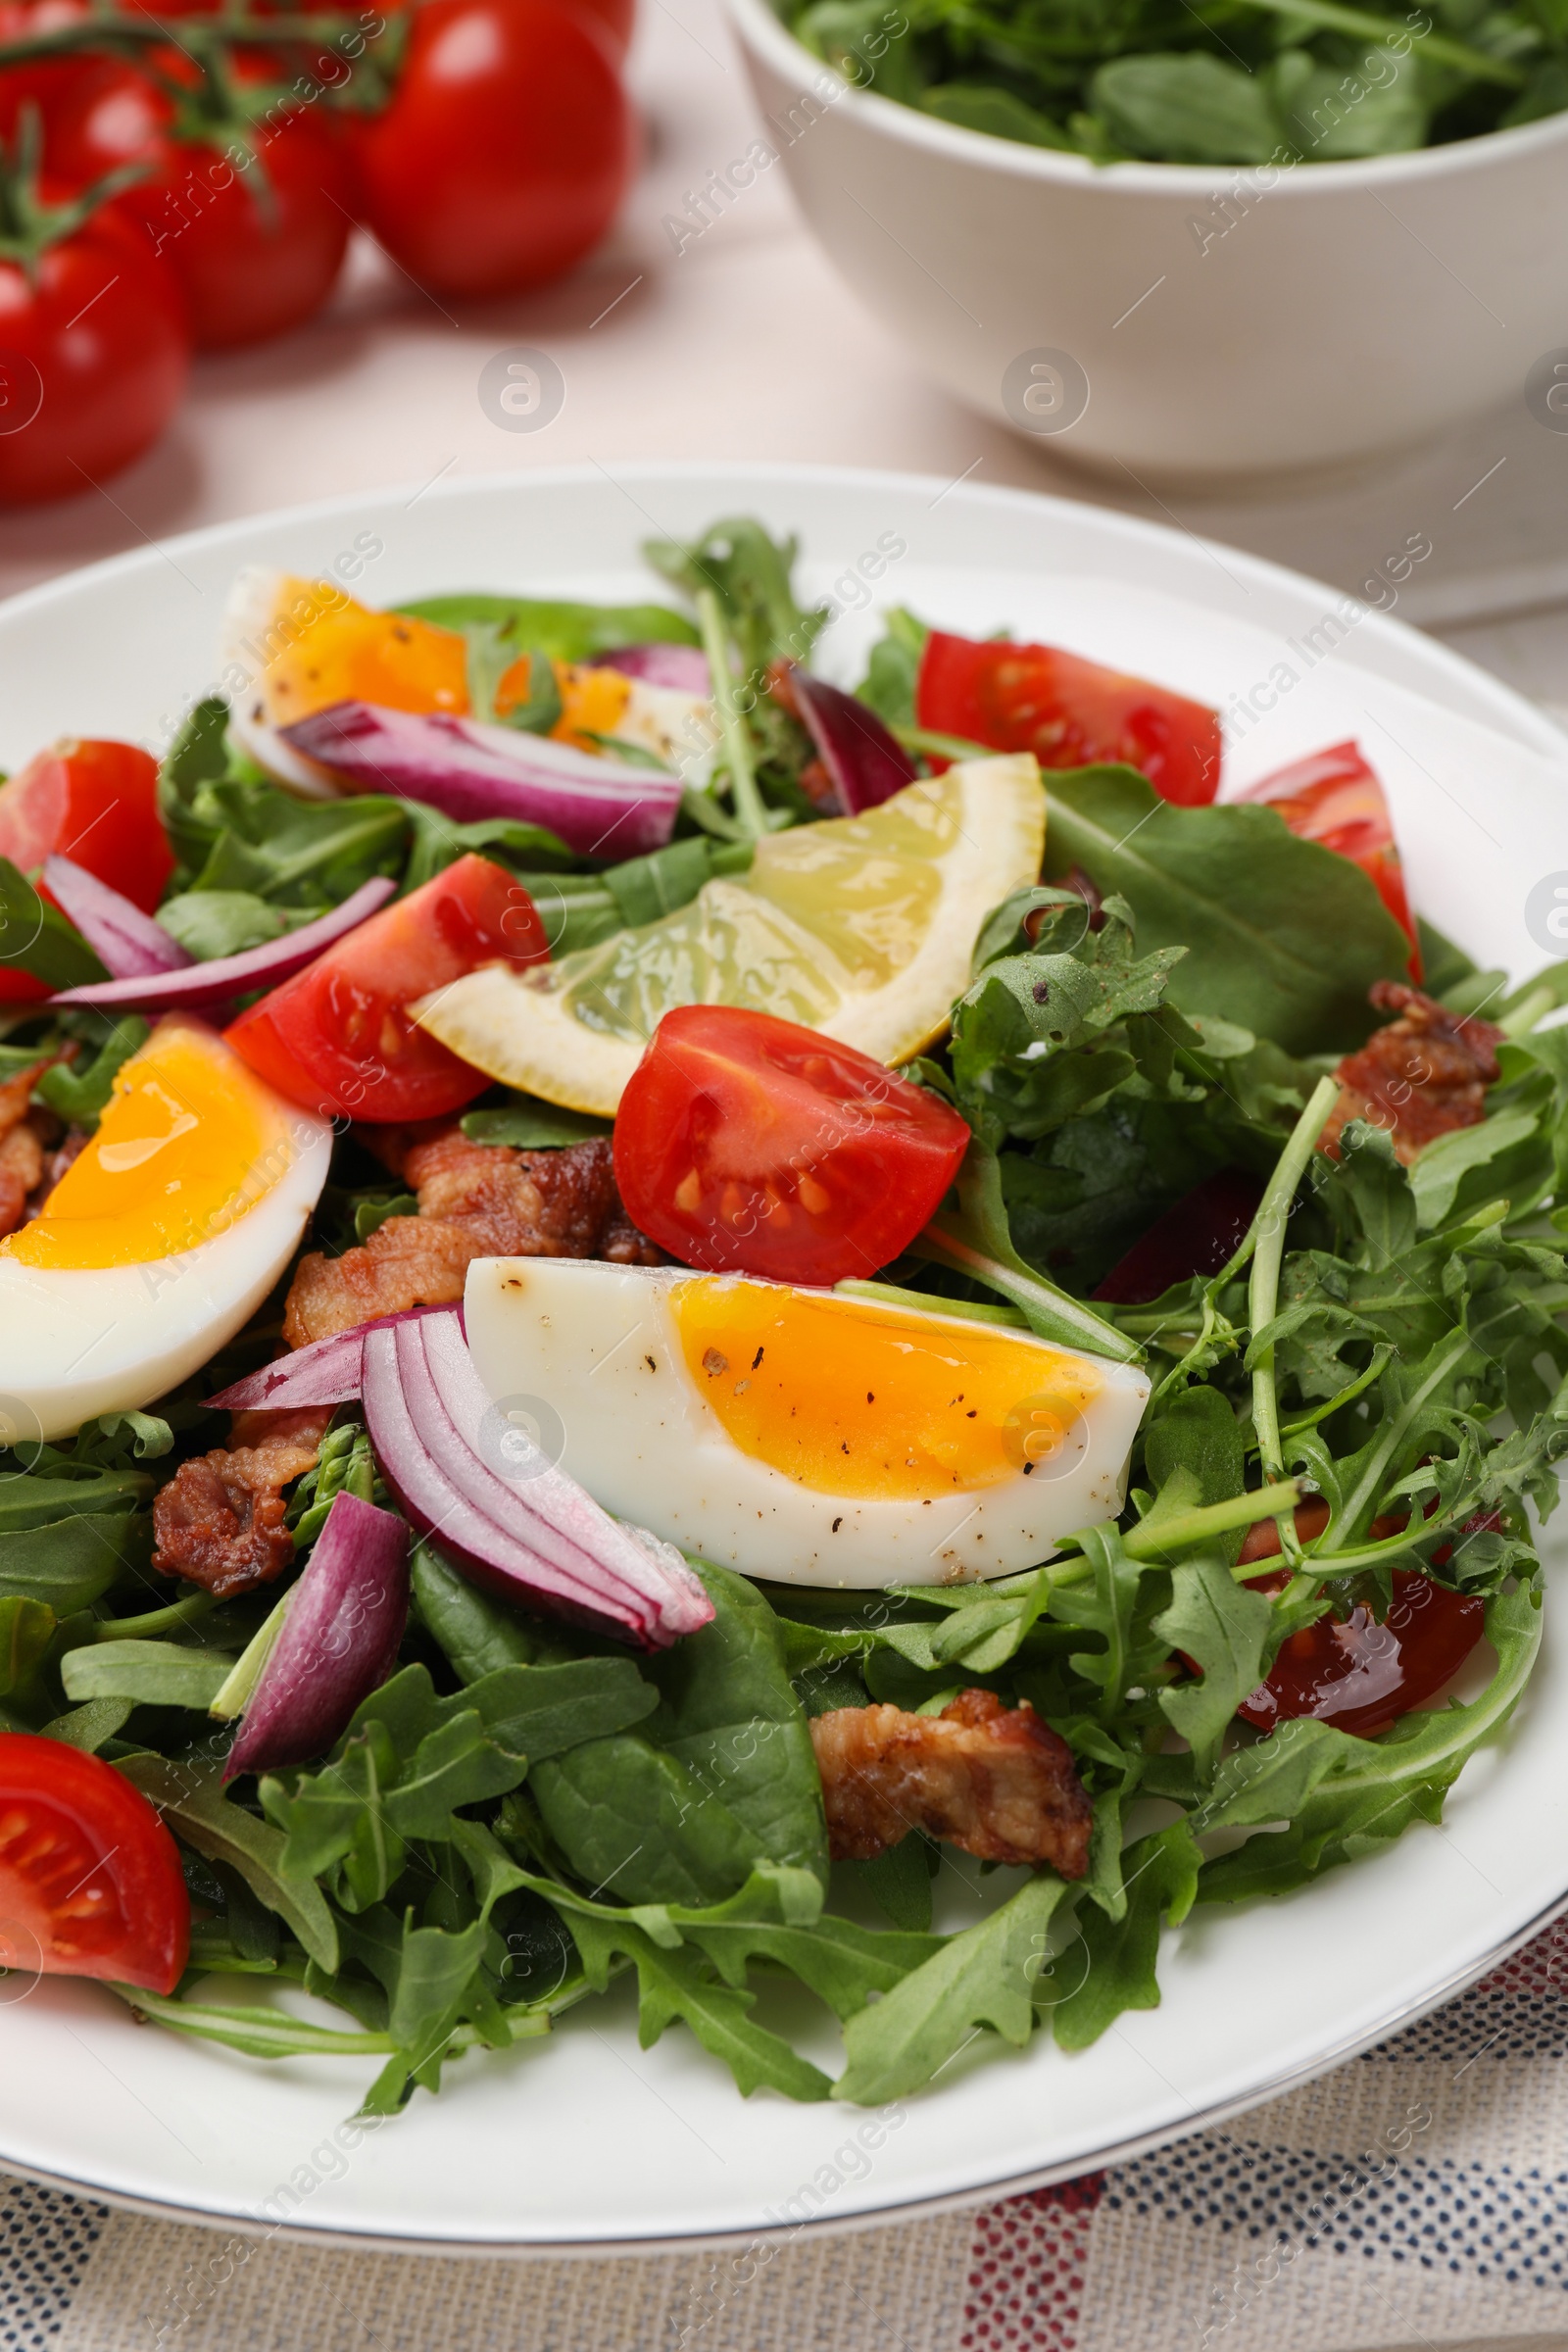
[5,1916,1566,2352]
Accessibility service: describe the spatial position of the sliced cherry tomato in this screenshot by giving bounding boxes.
[0,739,172,1004]
[45,62,355,350]
[1231,1500,1484,1740]
[1243,741,1420,979]
[351,0,635,298]
[226,854,549,1122]
[916,630,1221,807]
[612,1005,973,1285]
[1093,1166,1262,1305]
[0,1733,189,1993]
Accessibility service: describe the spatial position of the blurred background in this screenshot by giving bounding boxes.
[1,0,1566,715]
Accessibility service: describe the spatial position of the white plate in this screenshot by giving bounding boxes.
[2,462,1567,2256]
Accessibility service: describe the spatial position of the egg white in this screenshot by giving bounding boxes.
[463,1259,1150,1589]
[0,1108,333,1444]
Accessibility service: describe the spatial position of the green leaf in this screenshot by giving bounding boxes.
[530,1734,764,1909]
[1042,767,1410,1053]
[1053,1820,1200,2049]
[565,1908,831,2100]
[62,1639,236,1711]
[855,607,929,727]
[692,1912,946,2019]
[155,891,289,961]
[842,1838,938,1931]
[0,1513,144,1613]
[461,1100,612,1150]
[836,1874,1066,2103]
[923,82,1075,144]
[1152,1557,1273,1776]
[35,1018,150,1130]
[644,518,828,679]
[1273,43,1428,158]
[117,1753,338,1972]
[919,1142,1140,1362]
[1141,1383,1247,1562]
[0,857,106,988]
[0,1596,55,1699]
[1092,53,1285,164]
[396,595,699,662]
[43,1696,132,1752]
[410,1542,540,1678]
[1408,1109,1545,1230]
[1198,1584,1541,1901]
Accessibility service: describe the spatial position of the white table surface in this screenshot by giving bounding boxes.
[0,0,1565,715]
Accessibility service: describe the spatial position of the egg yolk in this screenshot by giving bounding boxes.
[674,1281,1102,1499]
[5,1021,291,1270]
[541,662,633,754]
[255,578,468,726]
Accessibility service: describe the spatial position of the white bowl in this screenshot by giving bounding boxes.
[725,0,1568,481]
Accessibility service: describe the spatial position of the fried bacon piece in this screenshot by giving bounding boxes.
[810,1690,1093,1877]
[282,1128,662,1347]
[151,1405,334,1597]
[0,1057,55,1238]
[1321,982,1503,1166]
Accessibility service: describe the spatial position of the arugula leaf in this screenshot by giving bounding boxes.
[566,1907,831,2100]
[1152,1559,1273,1776]
[155,891,291,961]
[43,1696,132,1752]
[62,1640,235,1711]
[1141,1382,1247,1561]
[1197,1584,1542,1900]
[836,1874,1067,2103]
[396,596,699,662]
[118,1753,338,1971]
[692,1912,946,2018]
[1053,1820,1200,2049]
[0,1514,144,1614]
[856,608,930,727]
[644,519,828,680]
[919,1142,1141,1361]
[0,1597,55,1706]
[35,1018,150,1130]
[1042,767,1409,1053]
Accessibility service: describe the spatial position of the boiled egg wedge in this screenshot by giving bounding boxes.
[1,1018,332,1441]
[220,571,715,795]
[464,1260,1149,1588]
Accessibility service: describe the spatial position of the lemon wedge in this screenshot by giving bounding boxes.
[413,754,1045,1115]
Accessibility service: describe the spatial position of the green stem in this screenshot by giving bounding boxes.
[93,1591,217,1642]
[915,1218,1141,1362]
[1249,1075,1339,1488]
[209,1589,293,1721]
[0,11,373,63]
[892,724,997,763]
[1124,1480,1302,1561]
[695,588,768,839]
[1499,982,1557,1039]
[833,1277,1027,1328]
[1223,0,1526,84]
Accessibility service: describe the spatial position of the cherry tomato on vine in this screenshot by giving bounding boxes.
[0,1733,190,1993]
[612,1005,974,1285]
[1231,1501,1486,1740]
[566,0,633,50]
[0,194,189,507]
[226,854,550,1122]
[0,0,98,139]
[352,0,635,299]
[46,60,355,349]
[916,629,1223,807]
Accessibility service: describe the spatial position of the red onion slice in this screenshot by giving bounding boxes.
[280,702,682,859]
[788,673,919,814]
[208,1302,463,1413]
[597,644,710,693]
[223,1490,410,1779]
[362,1309,711,1649]
[50,874,398,1012]
[41,857,193,980]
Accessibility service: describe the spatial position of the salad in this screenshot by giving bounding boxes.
[0,515,1562,2122]
[786,0,1568,165]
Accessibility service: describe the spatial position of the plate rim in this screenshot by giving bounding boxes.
[1,456,1563,2249]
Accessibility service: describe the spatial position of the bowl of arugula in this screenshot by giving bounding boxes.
[726,0,1568,479]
